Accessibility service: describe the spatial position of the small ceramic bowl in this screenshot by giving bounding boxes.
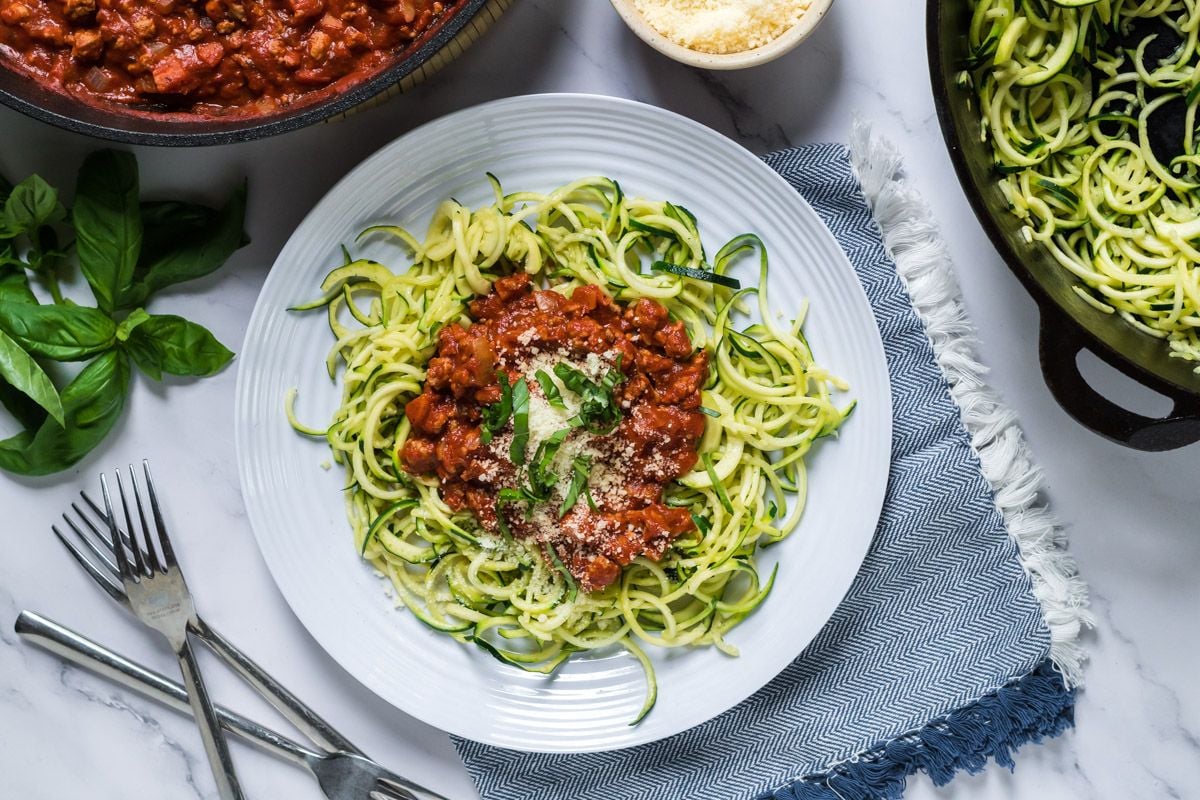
[609,0,834,70]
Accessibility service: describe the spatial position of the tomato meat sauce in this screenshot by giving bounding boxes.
[0,0,455,116]
[402,274,710,592]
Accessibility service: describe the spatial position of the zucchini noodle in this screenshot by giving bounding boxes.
[963,0,1200,369]
[288,176,852,721]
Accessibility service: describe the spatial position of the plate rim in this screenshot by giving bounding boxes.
[235,92,892,752]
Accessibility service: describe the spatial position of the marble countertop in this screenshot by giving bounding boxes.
[2,2,1198,798]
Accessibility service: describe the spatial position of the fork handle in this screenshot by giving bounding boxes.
[177,634,247,800]
[16,611,321,768]
[192,615,361,755]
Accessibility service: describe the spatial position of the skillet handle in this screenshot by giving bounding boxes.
[1037,302,1200,451]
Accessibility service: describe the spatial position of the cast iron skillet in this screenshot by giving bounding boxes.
[928,0,1200,451]
[0,0,490,147]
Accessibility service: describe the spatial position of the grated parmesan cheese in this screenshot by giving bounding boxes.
[483,345,643,548]
[632,0,811,55]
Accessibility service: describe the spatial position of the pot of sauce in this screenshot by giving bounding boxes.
[0,0,496,145]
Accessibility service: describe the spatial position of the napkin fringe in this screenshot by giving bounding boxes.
[847,121,1092,689]
[776,660,1075,799]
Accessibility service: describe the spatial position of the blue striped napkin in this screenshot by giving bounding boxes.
[453,134,1089,800]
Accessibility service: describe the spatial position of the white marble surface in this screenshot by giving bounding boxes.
[1,2,1198,799]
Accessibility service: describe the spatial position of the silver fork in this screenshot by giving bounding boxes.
[53,462,449,800]
[98,464,244,800]
[57,484,358,756]
[16,611,432,800]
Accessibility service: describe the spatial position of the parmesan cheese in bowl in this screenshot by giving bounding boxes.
[610,0,832,68]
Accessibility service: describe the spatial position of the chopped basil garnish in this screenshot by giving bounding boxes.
[527,428,571,500]
[558,455,592,518]
[535,369,566,410]
[494,495,515,541]
[480,371,513,445]
[552,361,625,435]
[509,377,530,464]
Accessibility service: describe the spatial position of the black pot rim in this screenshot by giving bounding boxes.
[0,0,492,147]
[926,0,1200,400]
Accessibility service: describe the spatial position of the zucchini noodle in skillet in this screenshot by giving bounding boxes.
[287,176,854,722]
[962,0,1200,369]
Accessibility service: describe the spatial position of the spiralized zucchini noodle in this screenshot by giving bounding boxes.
[287,176,852,721]
[962,0,1200,369]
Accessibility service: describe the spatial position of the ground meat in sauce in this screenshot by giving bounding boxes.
[0,0,456,117]
[402,273,709,592]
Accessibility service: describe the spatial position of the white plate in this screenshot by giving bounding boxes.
[235,94,890,753]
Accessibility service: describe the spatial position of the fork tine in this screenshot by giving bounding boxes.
[115,469,148,577]
[100,474,132,582]
[64,511,119,576]
[130,465,166,573]
[52,523,127,603]
[80,491,136,556]
[141,461,176,569]
[80,492,158,569]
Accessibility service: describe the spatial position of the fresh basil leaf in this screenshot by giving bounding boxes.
[0,173,13,206]
[601,365,622,393]
[552,362,623,435]
[0,350,129,476]
[0,378,45,431]
[480,371,513,444]
[0,263,36,304]
[123,314,233,380]
[0,301,116,361]
[140,199,214,231]
[528,427,571,499]
[509,377,530,465]
[73,150,142,313]
[558,456,592,518]
[115,308,150,342]
[498,486,540,508]
[552,363,591,395]
[493,496,515,541]
[534,369,566,410]
[122,183,249,307]
[0,328,64,426]
[2,175,66,237]
[29,225,70,272]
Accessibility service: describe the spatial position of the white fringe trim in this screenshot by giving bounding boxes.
[848,122,1093,688]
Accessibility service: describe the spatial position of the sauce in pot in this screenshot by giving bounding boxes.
[0,0,455,117]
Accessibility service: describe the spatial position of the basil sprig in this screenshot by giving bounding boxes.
[0,151,248,476]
